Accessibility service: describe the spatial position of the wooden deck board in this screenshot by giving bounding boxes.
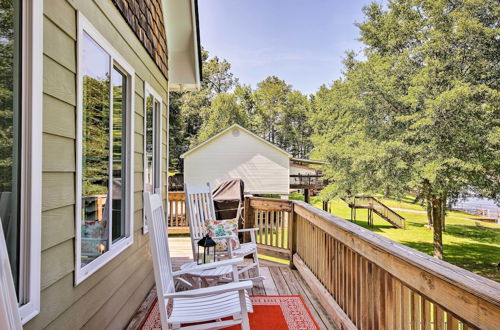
[281,267,332,329]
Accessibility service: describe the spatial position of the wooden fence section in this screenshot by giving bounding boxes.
[167,192,189,233]
[246,197,500,329]
[244,197,293,260]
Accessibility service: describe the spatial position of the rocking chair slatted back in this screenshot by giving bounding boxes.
[185,183,217,257]
[143,192,174,327]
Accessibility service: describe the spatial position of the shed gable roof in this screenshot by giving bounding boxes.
[181,124,292,158]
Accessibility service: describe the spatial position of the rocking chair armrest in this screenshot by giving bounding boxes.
[172,257,245,276]
[195,235,233,242]
[164,281,253,299]
[238,228,259,232]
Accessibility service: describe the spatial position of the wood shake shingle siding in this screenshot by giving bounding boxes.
[112,0,168,77]
[26,0,169,328]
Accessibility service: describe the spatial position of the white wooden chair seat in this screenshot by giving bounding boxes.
[169,290,252,324]
[143,192,253,329]
[232,242,256,256]
[185,183,264,282]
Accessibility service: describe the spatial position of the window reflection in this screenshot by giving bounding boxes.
[112,67,126,242]
[81,32,111,266]
[145,95,155,193]
[0,0,21,292]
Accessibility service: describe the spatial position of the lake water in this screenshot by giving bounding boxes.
[451,197,500,223]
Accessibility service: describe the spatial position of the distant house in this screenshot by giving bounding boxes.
[290,163,318,176]
[182,124,321,197]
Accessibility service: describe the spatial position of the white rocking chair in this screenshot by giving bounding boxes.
[184,183,263,282]
[0,217,22,330]
[143,192,253,330]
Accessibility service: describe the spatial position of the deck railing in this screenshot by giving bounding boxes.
[244,197,293,260]
[246,197,500,330]
[289,174,328,189]
[167,192,189,233]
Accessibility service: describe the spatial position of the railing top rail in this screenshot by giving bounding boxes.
[289,174,324,178]
[291,199,500,307]
[168,191,185,201]
[246,196,293,203]
[355,195,405,220]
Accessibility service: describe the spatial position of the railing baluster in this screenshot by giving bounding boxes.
[245,197,498,329]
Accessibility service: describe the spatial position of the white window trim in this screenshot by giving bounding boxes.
[75,12,135,285]
[17,0,43,324]
[142,83,163,234]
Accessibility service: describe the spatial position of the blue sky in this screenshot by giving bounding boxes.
[198,0,375,95]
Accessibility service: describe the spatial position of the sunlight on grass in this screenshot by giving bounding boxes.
[258,254,289,265]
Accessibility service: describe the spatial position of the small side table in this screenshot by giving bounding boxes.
[180,262,234,288]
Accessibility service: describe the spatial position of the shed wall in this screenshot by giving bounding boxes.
[184,128,290,195]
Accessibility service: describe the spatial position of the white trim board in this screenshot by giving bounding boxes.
[142,82,163,234]
[15,0,43,324]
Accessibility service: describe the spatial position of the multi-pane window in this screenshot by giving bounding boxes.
[0,0,42,322]
[77,15,134,283]
[143,85,162,232]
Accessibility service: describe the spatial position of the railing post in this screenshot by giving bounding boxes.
[289,202,298,269]
[304,189,310,203]
[243,197,254,243]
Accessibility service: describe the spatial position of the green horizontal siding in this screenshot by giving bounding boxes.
[25,0,169,328]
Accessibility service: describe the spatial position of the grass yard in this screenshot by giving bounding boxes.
[296,194,500,282]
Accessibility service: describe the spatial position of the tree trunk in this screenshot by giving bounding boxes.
[431,197,444,259]
[426,200,433,227]
[441,194,447,232]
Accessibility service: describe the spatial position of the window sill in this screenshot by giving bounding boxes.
[74,237,133,286]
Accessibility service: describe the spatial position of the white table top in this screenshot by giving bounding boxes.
[180,262,233,277]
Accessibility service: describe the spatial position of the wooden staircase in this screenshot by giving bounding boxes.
[343,196,405,228]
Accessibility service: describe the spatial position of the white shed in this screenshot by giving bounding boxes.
[181,124,291,195]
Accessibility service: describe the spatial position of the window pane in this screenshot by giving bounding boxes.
[0,0,21,294]
[81,32,111,267]
[145,95,154,193]
[112,67,126,242]
[154,100,161,189]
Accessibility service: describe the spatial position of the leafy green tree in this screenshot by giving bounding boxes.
[0,0,14,193]
[203,53,239,97]
[169,48,239,170]
[253,76,291,144]
[82,76,110,195]
[251,76,313,158]
[234,84,256,128]
[195,93,250,143]
[311,0,500,259]
[279,91,313,158]
[168,54,314,171]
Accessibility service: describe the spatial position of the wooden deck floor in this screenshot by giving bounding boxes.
[127,238,336,329]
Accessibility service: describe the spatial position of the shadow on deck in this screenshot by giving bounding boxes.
[126,237,336,330]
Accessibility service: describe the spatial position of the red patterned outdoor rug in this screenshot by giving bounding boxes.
[140,295,319,330]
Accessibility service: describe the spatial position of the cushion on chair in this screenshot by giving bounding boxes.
[205,219,241,252]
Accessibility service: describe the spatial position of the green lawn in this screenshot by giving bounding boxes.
[299,194,500,282]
